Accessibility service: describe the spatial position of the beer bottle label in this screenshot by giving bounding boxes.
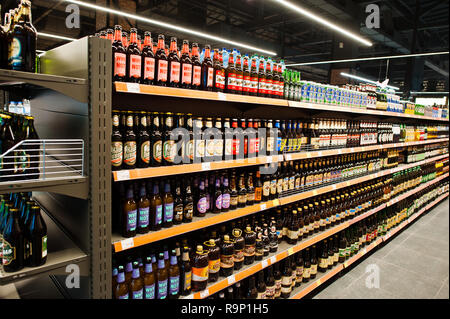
[230,195,238,207]
[250,77,258,93]
[214,140,223,158]
[184,203,193,220]
[131,288,144,299]
[164,203,173,223]
[174,204,183,222]
[215,70,225,89]
[249,138,258,155]
[208,258,220,274]
[42,236,48,258]
[193,66,202,86]
[111,141,123,167]
[235,74,243,91]
[232,138,240,156]
[233,249,244,263]
[243,75,252,93]
[155,204,163,226]
[246,192,255,203]
[157,60,168,82]
[227,72,236,91]
[221,193,230,209]
[197,197,208,214]
[270,180,277,195]
[187,140,194,160]
[195,140,205,158]
[238,194,246,205]
[144,57,155,80]
[257,291,266,299]
[169,275,180,295]
[2,240,15,266]
[220,254,234,269]
[266,137,274,153]
[183,271,192,291]
[266,79,273,95]
[215,195,223,210]
[225,139,233,156]
[283,177,289,191]
[145,284,156,299]
[258,78,266,95]
[170,61,181,83]
[141,141,150,164]
[254,187,262,201]
[192,266,209,283]
[182,63,193,84]
[276,179,283,194]
[266,285,275,299]
[129,54,142,79]
[124,141,137,166]
[157,279,168,299]
[243,244,255,257]
[206,139,215,157]
[163,140,175,162]
[127,209,137,232]
[138,207,150,228]
[207,67,214,87]
[114,52,126,77]
[311,264,317,275]
[275,279,282,295]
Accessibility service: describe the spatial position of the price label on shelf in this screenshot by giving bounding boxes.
[121,238,134,250]
[202,162,211,170]
[218,92,227,101]
[288,248,294,256]
[273,199,280,206]
[126,83,140,93]
[286,154,292,161]
[227,275,236,285]
[361,147,366,152]
[307,153,312,158]
[344,261,349,268]
[262,260,268,268]
[332,185,337,190]
[313,190,318,196]
[260,203,267,211]
[338,149,342,154]
[200,289,210,299]
[184,294,194,299]
[270,256,277,264]
[346,181,351,187]
[266,156,273,163]
[350,148,355,153]
[318,151,323,157]
[115,170,130,181]
[316,279,322,287]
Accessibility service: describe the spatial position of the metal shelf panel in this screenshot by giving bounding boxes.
[0,209,88,286]
[0,69,88,103]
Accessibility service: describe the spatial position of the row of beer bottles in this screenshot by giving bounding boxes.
[0,0,37,72]
[108,25,286,98]
[0,192,47,272]
[0,112,40,181]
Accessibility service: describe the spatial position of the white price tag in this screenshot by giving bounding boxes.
[286,154,292,161]
[227,275,236,285]
[202,162,211,170]
[262,260,268,268]
[126,83,140,93]
[260,204,267,211]
[288,248,294,256]
[318,151,323,157]
[200,289,209,299]
[332,185,337,190]
[218,92,227,101]
[121,238,134,250]
[115,170,130,181]
[184,294,194,299]
[266,156,273,163]
[270,256,277,264]
[338,149,342,154]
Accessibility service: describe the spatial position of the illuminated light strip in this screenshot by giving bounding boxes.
[286,51,449,66]
[410,91,449,95]
[64,0,276,56]
[37,32,76,42]
[341,72,400,90]
[272,0,372,47]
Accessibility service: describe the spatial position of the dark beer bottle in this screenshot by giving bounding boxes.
[235,55,244,94]
[180,40,192,89]
[191,43,202,90]
[129,261,144,299]
[173,181,184,225]
[249,56,259,96]
[115,265,129,299]
[212,176,222,214]
[150,112,162,167]
[257,57,266,97]
[220,235,234,277]
[246,276,258,299]
[195,178,208,217]
[137,112,150,168]
[183,179,194,223]
[232,228,245,270]
[137,184,150,234]
[238,172,247,208]
[191,245,209,292]
[142,31,155,85]
[204,239,220,282]
[201,45,214,91]
[302,248,311,283]
[242,55,251,95]
[26,205,47,267]
[150,182,163,230]
[122,112,137,170]
[162,181,174,228]
[280,258,292,298]
[256,270,266,299]
[143,256,156,299]
[155,35,168,86]
[156,252,168,299]
[111,111,123,170]
[310,245,318,279]
[273,262,282,299]
[168,37,181,87]
[126,28,142,83]
[162,113,175,166]
[243,226,256,265]
[122,185,137,238]
[168,249,180,299]
[213,49,225,92]
[180,247,192,295]
[225,53,236,94]
[2,208,24,272]
[112,25,127,82]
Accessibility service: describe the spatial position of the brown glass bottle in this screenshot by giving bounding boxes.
[302,248,311,283]
[115,265,129,299]
[243,226,256,265]
[220,235,235,277]
[201,45,214,91]
[126,28,142,83]
[168,37,181,87]
[235,55,244,94]
[150,182,163,230]
[129,261,144,299]
[143,256,156,299]
[213,49,225,92]
[122,186,137,238]
[232,228,245,270]
[204,239,220,282]
[156,252,168,299]
[180,247,192,296]
[122,113,137,169]
[155,35,168,86]
[191,245,209,292]
[112,25,126,82]
[191,43,202,89]
[168,250,180,299]
[111,111,123,170]
[141,31,155,85]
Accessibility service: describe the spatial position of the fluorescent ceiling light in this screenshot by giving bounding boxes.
[65,0,276,56]
[410,91,449,95]
[286,51,449,66]
[38,32,76,42]
[272,0,372,47]
[341,72,400,90]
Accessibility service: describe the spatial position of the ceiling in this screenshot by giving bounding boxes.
[2,0,449,95]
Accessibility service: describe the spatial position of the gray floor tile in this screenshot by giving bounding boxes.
[434,284,449,299]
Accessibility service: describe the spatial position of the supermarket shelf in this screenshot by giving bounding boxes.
[112,199,281,252]
[0,69,88,103]
[280,154,449,206]
[182,175,448,299]
[112,139,449,182]
[112,155,448,253]
[114,82,288,106]
[289,191,449,299]
[113,155,284,181]
[0,209,88,285]
[114,82,449,121]
[289,101,450,122]
[0,176,89,200]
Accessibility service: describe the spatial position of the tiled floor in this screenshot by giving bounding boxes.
[313,198,449,299]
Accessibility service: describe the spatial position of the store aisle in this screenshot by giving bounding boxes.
[313,198,449,299]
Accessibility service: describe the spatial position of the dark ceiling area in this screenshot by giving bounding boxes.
[3,0,449,95]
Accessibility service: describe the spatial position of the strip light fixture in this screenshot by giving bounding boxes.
[410,91,449,95]
[64,0,276,55]
[37,32,76,42]
[286,51,449,66]
[272,0,372,47]
[341,72,400,90]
